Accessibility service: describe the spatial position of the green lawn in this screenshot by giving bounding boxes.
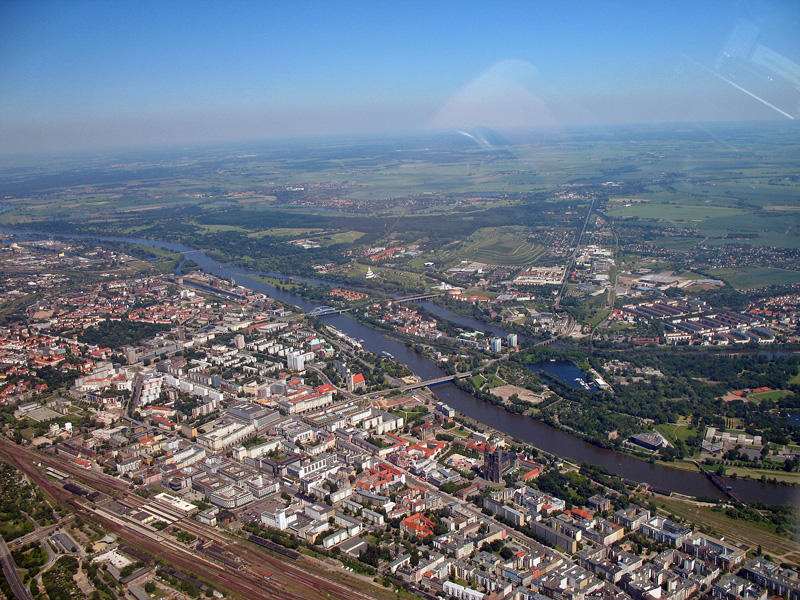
[469,375,486,388]
[315,231,366,246]
[724,465,800,485]
[655,423,697,443]
[346,263,433,291]
[246,227,324,238]
[485,374,506,388]
[750,390,791,402]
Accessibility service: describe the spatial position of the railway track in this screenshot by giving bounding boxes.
[0,439,388,600]
[177,518,381,600]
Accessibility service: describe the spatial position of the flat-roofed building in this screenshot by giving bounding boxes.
[197,419,255,452]
[153,492,197,516]
[208,484,253,508]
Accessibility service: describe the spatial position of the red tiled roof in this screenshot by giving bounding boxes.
[402,513,435,538]
[522,467,540,480]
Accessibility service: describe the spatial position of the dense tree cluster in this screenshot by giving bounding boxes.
[78,318,170,348]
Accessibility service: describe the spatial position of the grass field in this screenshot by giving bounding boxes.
[469,375,486,388]
[439,226,546,267]
[654,495,800,561]
[697,212,800,249]
[724,465,800,485]
[187,222,245,233]
[654,460,702,472]
[791,369,800,386]
[347,263,433,291]
[750,390,791,402]
[246,227,324,238]
[485,374,506,388]
[314,231,365,246]
[655,423,698,443]
[588,307,610,328]
[707,267,800,289]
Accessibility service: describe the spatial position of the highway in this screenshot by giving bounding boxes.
[0,534,33,600]
[7,522,66,550]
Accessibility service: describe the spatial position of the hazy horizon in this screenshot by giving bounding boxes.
[2,1,799,155]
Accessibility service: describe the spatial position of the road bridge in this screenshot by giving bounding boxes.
[0,534,33,600]
[395,371,471,392]
[308,306,352,316]
[392,293,441,303]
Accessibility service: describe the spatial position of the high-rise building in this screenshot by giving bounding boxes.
[490,337,502,352]
[287,351,305,372]
[124,346,138,365]
[507,333,518,348]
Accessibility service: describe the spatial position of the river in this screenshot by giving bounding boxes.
[1,226,797,505]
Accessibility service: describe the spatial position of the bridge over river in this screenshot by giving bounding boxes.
[393,371,471,392]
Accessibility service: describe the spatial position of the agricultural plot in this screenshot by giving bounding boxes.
[707,267,800,289]
[697,211,800,248]
[606,199,745,222]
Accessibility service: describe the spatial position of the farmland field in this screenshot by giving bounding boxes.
[605,200,745,222]
[706,267,800,290]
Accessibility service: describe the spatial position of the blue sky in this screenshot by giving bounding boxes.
[1,0,799,153]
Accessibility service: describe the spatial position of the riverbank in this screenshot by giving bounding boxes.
[722,466,800,485]
[2,225,796,505]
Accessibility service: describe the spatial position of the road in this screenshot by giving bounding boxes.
[0,534,33,600]
[554,195,598,310]
[7,522,65,550]
[306,363,355,399]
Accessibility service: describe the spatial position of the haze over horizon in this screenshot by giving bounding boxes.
[2,0,799,155]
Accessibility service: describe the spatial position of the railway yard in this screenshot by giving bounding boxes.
[0,438,398,600]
